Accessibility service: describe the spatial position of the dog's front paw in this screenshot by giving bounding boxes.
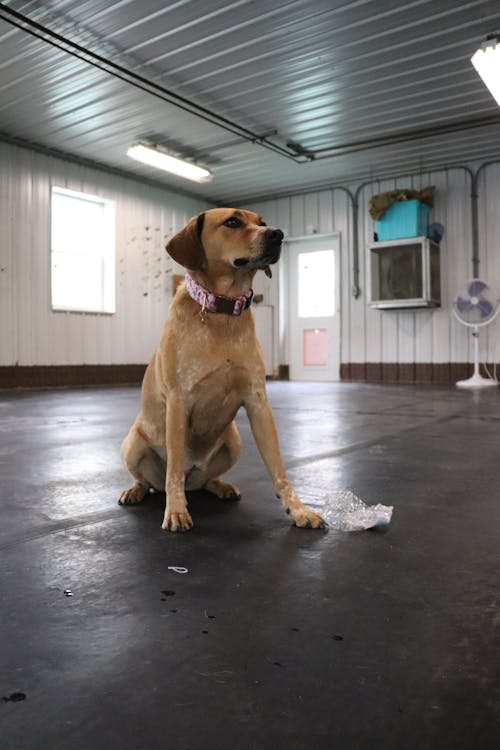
[119,484,148,505]
[290,507,327,529]
[162,509,194,532]
[205,479,241,501]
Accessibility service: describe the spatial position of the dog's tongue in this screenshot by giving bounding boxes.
[264,266,272,278]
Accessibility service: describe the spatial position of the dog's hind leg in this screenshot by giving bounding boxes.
[119,425,165,505]
[202,422,243,500]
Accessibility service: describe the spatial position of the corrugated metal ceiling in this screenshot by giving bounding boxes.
[0,0,499,203]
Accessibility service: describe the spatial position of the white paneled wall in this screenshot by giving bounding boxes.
[250,163,500,371]
[2,142,500,374]
[0,142,211,366]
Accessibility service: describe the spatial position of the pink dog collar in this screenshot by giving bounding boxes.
[185,272,253,317]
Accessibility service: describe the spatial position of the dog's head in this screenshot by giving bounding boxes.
[166,208,283,277]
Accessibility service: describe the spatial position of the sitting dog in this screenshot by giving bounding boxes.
[119,208,326,532]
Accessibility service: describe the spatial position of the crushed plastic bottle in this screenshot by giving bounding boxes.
[318,490,393,532]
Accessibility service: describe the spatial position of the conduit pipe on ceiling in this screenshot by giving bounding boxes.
[2,4,500,167]
[309,117,500,161]
[0,3,301,163]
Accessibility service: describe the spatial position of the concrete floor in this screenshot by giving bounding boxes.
[0,382,498,750]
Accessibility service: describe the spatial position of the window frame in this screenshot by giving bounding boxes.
[50,185,116,314]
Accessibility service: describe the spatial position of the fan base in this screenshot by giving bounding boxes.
[456,374,497,389]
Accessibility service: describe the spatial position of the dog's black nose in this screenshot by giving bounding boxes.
[265,228,284,245]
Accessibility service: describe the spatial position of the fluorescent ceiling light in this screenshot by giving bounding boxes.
[127,143,212,183]
[471,36,500,106]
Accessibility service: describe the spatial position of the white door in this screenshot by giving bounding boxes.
[253,304,274,376]
[288,234,340,381]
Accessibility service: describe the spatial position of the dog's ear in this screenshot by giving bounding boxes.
[166,213,206,270]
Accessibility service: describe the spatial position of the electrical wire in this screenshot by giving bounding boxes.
[2,4,500,164]
[0,3,300,162]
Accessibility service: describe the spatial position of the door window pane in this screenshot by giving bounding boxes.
[298,250,335,318]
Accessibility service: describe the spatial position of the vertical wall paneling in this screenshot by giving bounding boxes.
[0,148,14,363]
[3,142,500,379]
[250,163,500,378]
[444,168,470,368]
[0,141,211,367]
[480,163,500,370]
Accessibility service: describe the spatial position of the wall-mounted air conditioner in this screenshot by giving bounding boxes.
[369,237,441,310]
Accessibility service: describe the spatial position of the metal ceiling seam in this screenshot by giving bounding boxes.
[0,4,302,161]
[115,0,375,60]
[1,0,490,163]
[247,74,481,119]
[166,4,490,82]
[196,42,471,99]
[272,90,490,131]
[178,33,476,90]
[2,0,199,90]
[85,0,193,34]
[123,0,297,56]
[215,64,467,109]
[144,0,468,71]
[143,2,333,67]
[107,0,255,44]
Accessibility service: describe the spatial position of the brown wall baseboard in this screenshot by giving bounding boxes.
[340,362,480,384]
[0,362,486,388]
[0,365,147,389]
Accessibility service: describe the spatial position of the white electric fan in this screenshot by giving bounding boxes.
[453,279,500,388]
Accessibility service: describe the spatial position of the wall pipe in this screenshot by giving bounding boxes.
[351,160,500,295]
[350,166,477,299]
[247,163,487,300]
[471,169,480,279]
[470,160,500,279]
[325,186,357,296]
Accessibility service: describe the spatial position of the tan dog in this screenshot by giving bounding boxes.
[119,208,326,532]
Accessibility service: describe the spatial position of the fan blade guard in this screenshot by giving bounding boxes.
[468,280,488,297]
[455,296,473,314]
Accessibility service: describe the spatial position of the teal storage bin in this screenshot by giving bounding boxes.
[375,199,429,241]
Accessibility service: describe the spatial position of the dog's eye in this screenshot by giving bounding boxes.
[224,217,242,229]
[259,221,267,227]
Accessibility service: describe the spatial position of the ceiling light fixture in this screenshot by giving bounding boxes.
[471,35,500,106]
[127,143,212,183]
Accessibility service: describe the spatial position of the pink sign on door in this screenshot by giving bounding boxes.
[303,328,328,366]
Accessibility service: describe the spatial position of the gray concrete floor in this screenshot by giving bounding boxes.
[0,382,498,750]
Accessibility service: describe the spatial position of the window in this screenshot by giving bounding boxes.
[51,186,115,313]
[298,249,335,318]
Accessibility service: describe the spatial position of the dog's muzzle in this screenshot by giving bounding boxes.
[261,228,283,263]
[234,228,284,269]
